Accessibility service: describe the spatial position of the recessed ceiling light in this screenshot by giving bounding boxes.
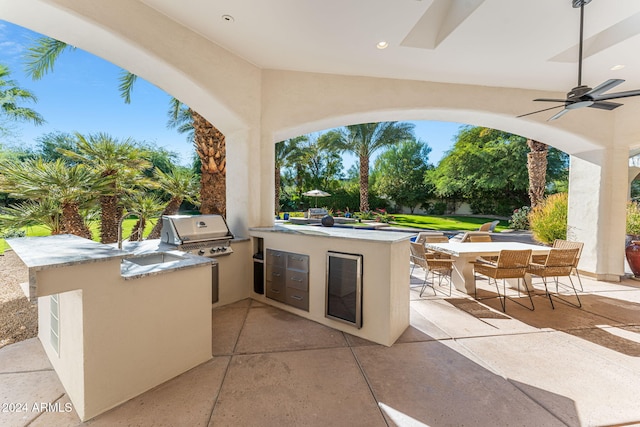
[376,41,389,50]
[610,64,625,71]
[221,14,234,23]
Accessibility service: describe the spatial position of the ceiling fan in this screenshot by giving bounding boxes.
[518,0,640,121]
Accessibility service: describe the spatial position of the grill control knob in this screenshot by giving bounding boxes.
[198,249,205,256]
[220,247,227,252]
[210,248,216,254]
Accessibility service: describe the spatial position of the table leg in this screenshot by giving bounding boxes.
[450,256,476,294]
[507,274,534,291]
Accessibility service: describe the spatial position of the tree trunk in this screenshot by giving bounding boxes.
[192,109,226,216]
[527,139,548,208]
[359,153,370,212]
[100,194,121,243]
[146,197,183,240]
[62,202,92,239]
[129,218,145,242]
[275,165,281,215]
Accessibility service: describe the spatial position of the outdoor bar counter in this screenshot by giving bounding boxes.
[249,224,413,346]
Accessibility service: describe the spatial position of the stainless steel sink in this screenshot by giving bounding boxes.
[125,252,185,266]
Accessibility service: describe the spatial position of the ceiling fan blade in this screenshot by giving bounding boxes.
[592,89,640,101]
[548,108,571,121]
[517,105,565,118]
[588,101,622,111]
[586,79,624,97]
[533,98,568,103]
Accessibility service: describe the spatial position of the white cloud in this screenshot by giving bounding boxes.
[0,40,23,56]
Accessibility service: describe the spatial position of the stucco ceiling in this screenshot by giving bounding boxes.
[139,0,640,97]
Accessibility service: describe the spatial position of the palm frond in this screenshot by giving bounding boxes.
[118,71,138,104]
[23,37,74,80]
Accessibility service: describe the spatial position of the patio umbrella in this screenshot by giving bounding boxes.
[303,189,330,207]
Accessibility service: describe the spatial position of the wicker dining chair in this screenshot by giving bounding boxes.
[471,249,533,312]
[424,235,449,243]
[531,239,584,291]
[423,235,450,258]
[415,231,445,245]
[527,247,581,309]
[467,233,496,263]
[459,231,491,242]
[469,234,492,242]
[410,242,454,297]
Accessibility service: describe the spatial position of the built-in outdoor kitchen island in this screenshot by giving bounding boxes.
[4,213,253,422]
[5,219,410,421]
[249,224,412,347]
[5,234,214,421]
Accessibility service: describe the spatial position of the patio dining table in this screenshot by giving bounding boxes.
[423,241,551,294]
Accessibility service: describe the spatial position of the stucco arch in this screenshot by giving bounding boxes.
[261,70,615,156]
[0,0,260,137]
[0,0,264,235]
[260,70,630,279]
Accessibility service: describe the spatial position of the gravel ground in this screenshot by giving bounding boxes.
[0,251,38,349]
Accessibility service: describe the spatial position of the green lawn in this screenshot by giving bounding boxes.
[392,214,508,231]
[0,219,156,253]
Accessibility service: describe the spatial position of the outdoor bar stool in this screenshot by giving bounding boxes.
[410,242,454,297]
[527,247,581,309]
[471,249,533,312]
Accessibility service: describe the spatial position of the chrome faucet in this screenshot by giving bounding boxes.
[118,211,142,250]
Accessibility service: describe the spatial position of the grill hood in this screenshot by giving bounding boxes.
[161,214,233,245]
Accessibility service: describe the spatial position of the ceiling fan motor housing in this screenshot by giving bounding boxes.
[567,85,592,99]
[572,0,592,8]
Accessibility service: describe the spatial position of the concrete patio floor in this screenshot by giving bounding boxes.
[1,272,640,426]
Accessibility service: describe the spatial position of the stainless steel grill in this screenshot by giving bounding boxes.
[160,214,234,257]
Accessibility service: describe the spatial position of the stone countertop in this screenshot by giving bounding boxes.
[118,239,176,255]
[6,235,213,283]
[249,224,414,243]
[119,250,212,280]
[6,234,128,270]
[117,239,213,280]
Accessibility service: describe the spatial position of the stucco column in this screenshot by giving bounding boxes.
[568,148,628,280]
[226,128,264,236]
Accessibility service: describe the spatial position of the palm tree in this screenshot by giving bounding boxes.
[122,193,165,242]
[527,139,548,208]
[320,122,415,211]
[26,37,228,217]
[167,100,226,215]
[0,64,45,133]
[57,133,152,243]
[0,158,108,238]
[275,136,307,214]
[0,198,63,235]
[146,167,200,239]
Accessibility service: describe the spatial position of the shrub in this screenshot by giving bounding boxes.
[374,208,394,223]
[430,202,447,215]
[0,228,26,239]
[627,201,640,237]
[355,211,375,220]
[509,206,531,230]
[528,193,567,244]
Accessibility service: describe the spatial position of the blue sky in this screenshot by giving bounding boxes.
[0,20,463,167]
